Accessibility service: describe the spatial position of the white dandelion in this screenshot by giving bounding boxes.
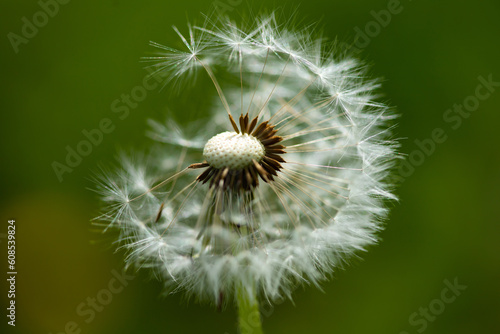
[95,13,399,333]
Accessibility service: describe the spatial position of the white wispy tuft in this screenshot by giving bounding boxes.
[94,13,400,306]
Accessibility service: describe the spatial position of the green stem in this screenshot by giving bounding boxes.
[237,285,263,334]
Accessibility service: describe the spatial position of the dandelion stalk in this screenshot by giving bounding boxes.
[237,285,263,334]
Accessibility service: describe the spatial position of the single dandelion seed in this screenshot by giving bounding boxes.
[94,13,400,334]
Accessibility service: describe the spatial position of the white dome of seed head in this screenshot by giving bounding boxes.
[203,132,265,169]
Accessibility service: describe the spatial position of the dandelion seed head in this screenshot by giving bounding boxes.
[95,12,400,306]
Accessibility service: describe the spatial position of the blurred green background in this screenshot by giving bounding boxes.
[1,0,499,333]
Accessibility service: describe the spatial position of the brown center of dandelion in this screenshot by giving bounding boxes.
[188,113,286,191]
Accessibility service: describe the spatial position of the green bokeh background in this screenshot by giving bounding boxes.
[1,0,499,333]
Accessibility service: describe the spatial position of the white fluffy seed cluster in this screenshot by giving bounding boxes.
[96,14,400,306]
[203,131,265,169]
